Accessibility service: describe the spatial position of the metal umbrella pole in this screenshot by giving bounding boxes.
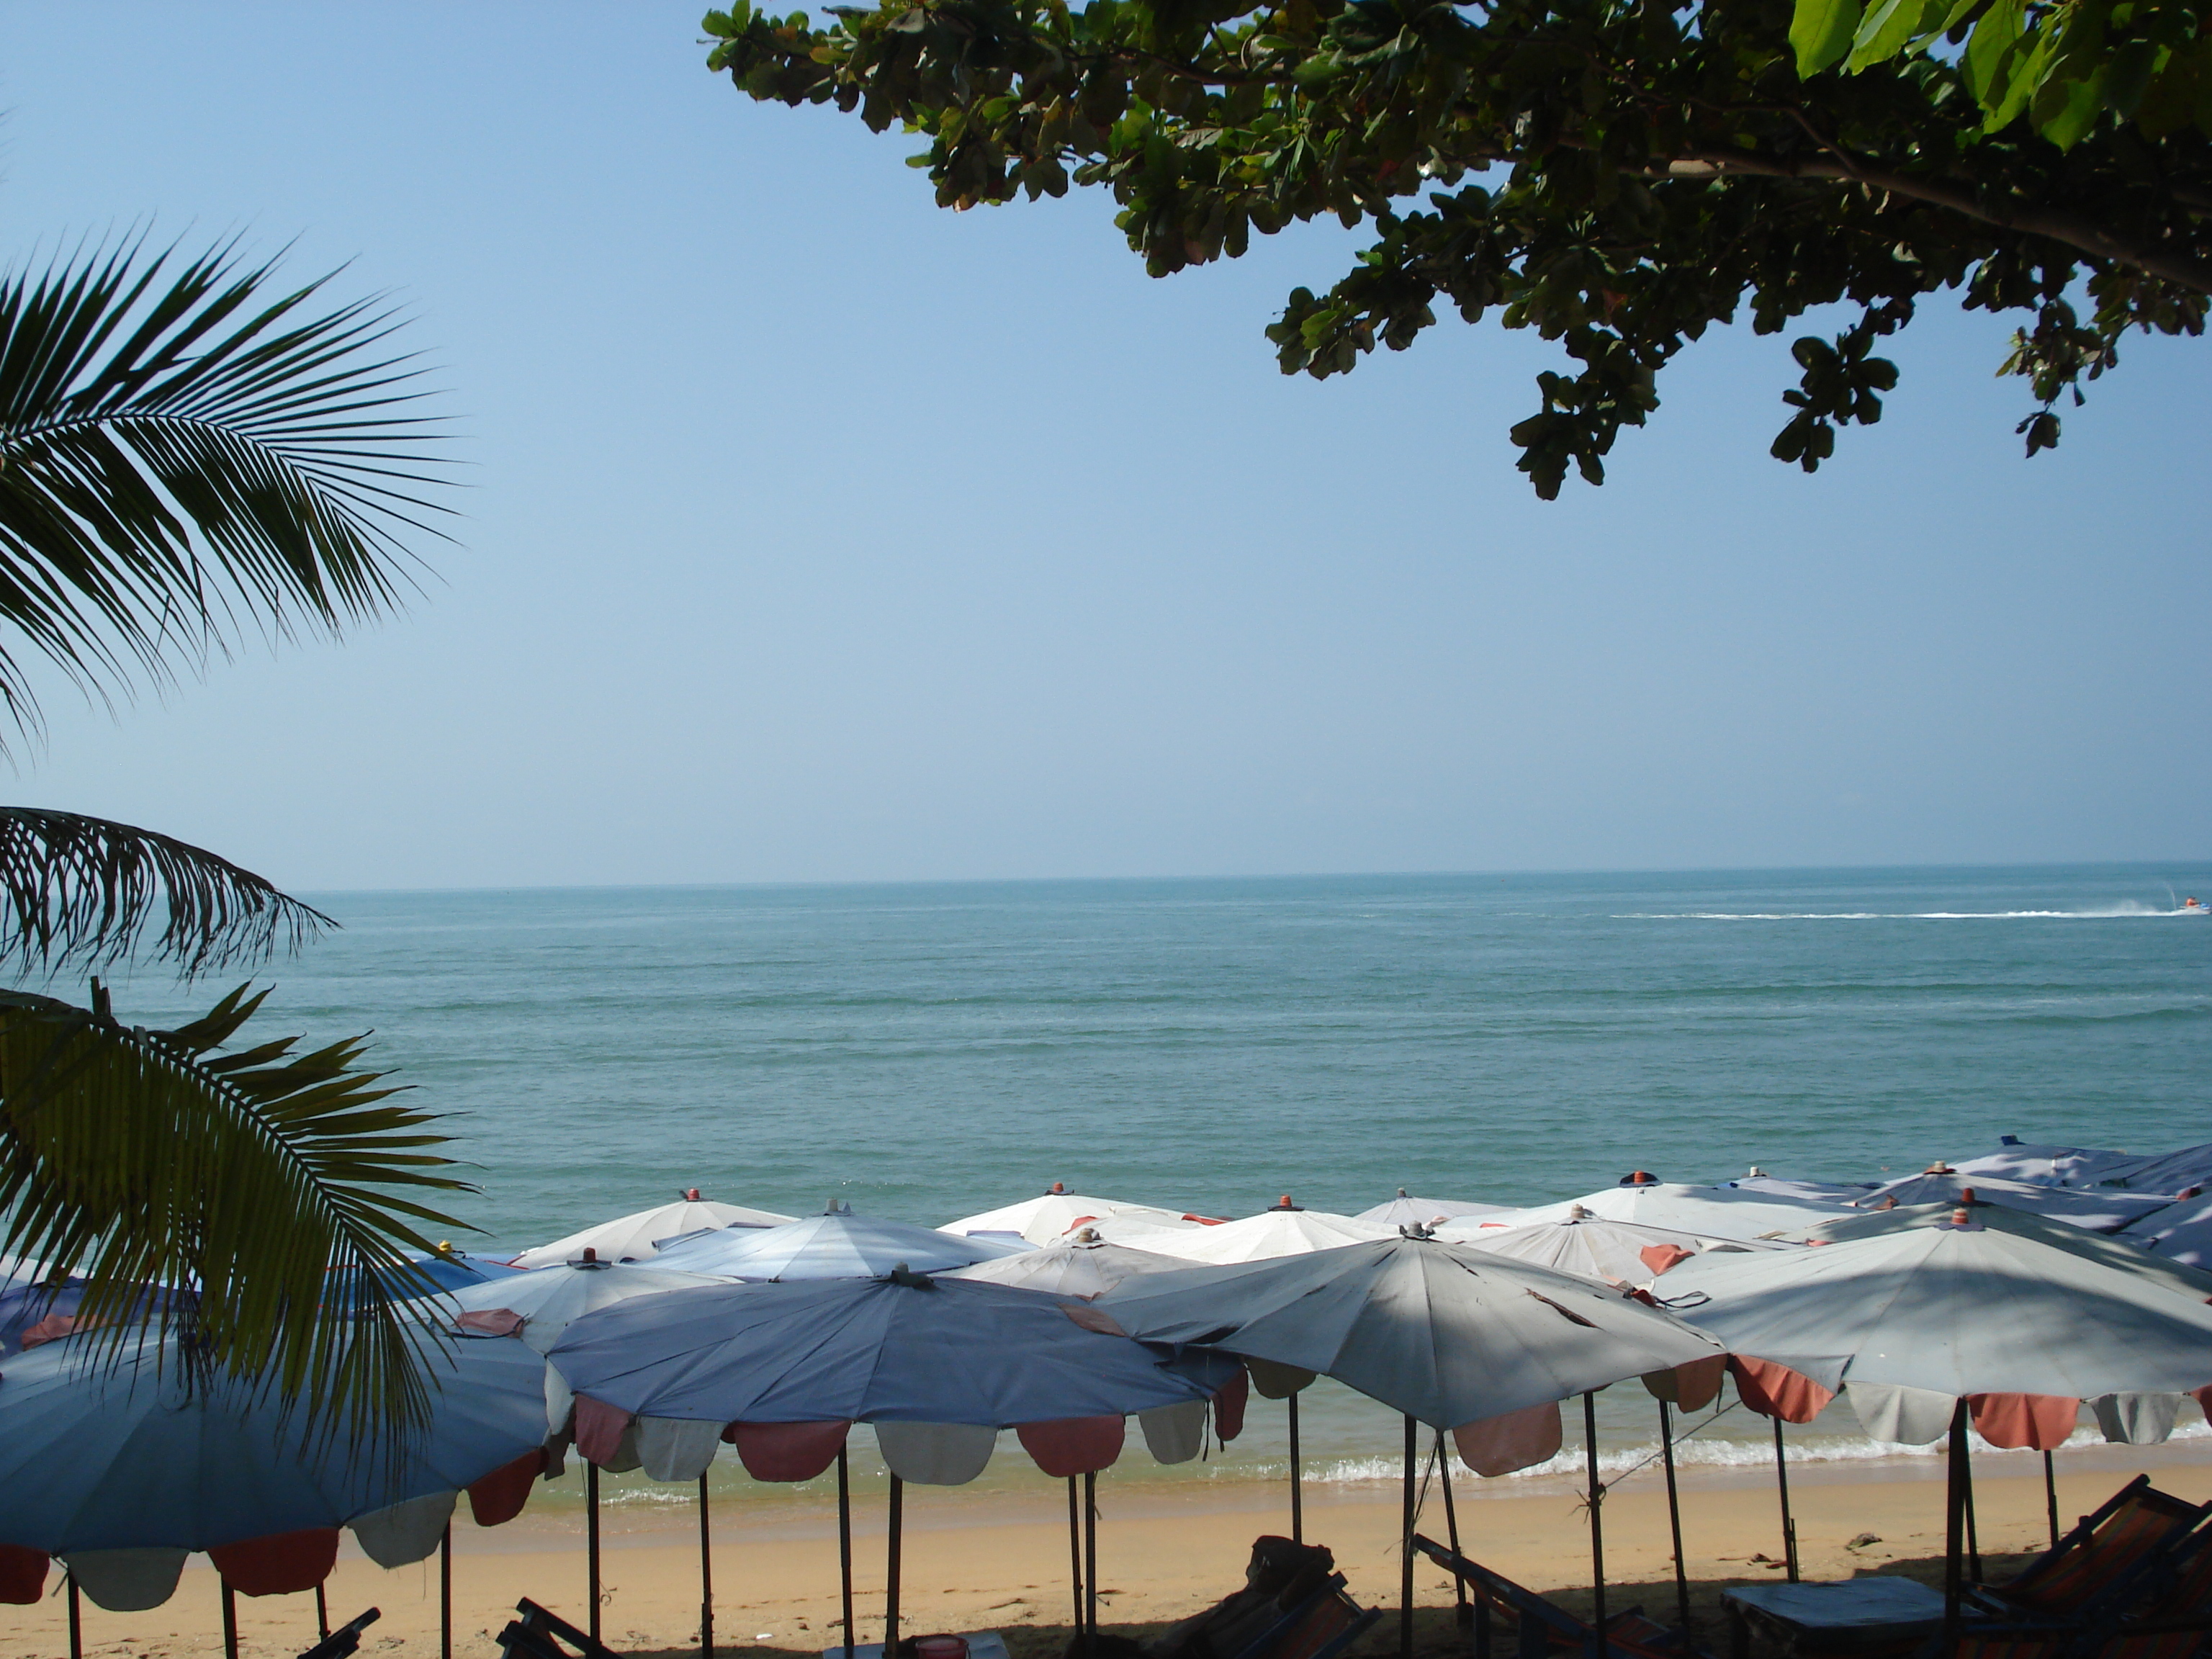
[222,1578,240,1659]
[1084,1470,1100,1654]
[67,1573,81,1659]
[884,1475,904,1659]
[586,1460,603,1646]
[316,1582,331,1641]
[1583,1393,1607,1652]
[2044,1451,2062,1550]
[441,1524,453,1659]
[1399,1415,1417,1659]
[1771,1417,1799,1582]
[1288,1391,1304,1545]
[837,1446,855,1659]
[1067,1477,1086,1650]
[1943,1401,1969,1645]
[1434,1429,1468,1627]
[1658,1401,1691,1632]
[699,1472,716,1659]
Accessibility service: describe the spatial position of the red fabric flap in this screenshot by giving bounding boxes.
[1728,1356,1835,1424]
[726,1420,851,1482]
[456,1309,523,1338]
[19,1315,76,1350]
[572,1395,634,1467]
[1452,1401,1564,1478]
[467,1449,546,1527]
[1017,1415,1126,1477]
[1638,1244,1694,1277]
[1642,1355,1728,1411]
[208,1529,340,1597]
[1213,1367,1249,1442]
[1061,1303,1128,1337]
[1969,1393,2080,1450]
[0,1545,48,1606]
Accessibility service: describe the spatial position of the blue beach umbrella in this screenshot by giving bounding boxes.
[649,1202,1030,1280]
[0,1327,550,1614]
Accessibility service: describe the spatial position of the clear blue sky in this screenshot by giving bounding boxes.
[2,4,2206,889]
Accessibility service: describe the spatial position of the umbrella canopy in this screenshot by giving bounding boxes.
[1848,1169,2172,1232]
[1126,1208,1388,1264]
[2119,1192,2212,1268]
[1449,1208,1789,1285]
[450,1259,734,1354]
[509,1194,796,1269]
[649,1205,1029,1280]
[2098,1142,2212,1197]
[1510,1182,1850,1241]
[1354,1191,1523,1229]
[1949,1140,2145,1189]
[1727,1174,1876,1203]
[1793,1199,2212,1298]
[322,1249,529,1313]
[548,1274,1231,1427]
[943,1232,1190,1298]
[1660,1220,2212,1411]
[0,1327,550,1604]
[940,1187,1187,1246]
[1097,1235,1725,1429]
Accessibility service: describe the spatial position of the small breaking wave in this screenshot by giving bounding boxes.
[1617,904,2202,921]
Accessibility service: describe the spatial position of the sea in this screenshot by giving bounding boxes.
[107,863,2212,1519]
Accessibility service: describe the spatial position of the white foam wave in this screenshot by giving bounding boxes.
[1617,905,2202,921]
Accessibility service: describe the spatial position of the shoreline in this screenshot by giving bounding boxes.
[14,1439,2210,1658]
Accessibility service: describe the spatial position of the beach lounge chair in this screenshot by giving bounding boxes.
[1146,1537,1379,1659]
[495,1598,622,1659]
[1969,1477,2212,1629]
[1412,1534,1711,1659]
[1223,1571,1380,1659]
[295,1607,381,1659]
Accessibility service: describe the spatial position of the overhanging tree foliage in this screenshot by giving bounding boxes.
[701,0,2208,495]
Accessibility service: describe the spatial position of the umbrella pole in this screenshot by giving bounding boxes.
[1289,1391,1304,1546]
[317,1581,331,1641]
[441,1521,453,1659]
[885,1474,904,1659]
[1067,1477,1085,1650]
[1770,1416,1798,1583]
[838,1446,855,1659]
[1658,1401,1690,1634]
[1435,1429,1468,1627]
[2044,1450,2061,1550]
[1400,1414,1416,1659]
[1965,1441,1982,1581]
[1944,1401,1969,1645]
[1084,1470,1100,1653]
[222,1578,239,1659]
[1583,1393,1607,1652]
[67,1573,81,1659]
[700,1473,715,1659]
[587,1460,603,1646]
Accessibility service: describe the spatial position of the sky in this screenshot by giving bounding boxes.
[1,3,2206,891]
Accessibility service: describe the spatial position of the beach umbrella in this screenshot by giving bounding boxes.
[1447,1206,1790,1285]
[2097,1141,2212,1197]
[321,1248,529,1313]
[1726,1171,1876,1203]
[1949,1138,2146,1188]
[2121,1192,2212,1267]
[649,1202,1030,1279]
[1508,1182,1851,1242]
[940,1184,1188,1246]
[0,1325,552,1658]
[1099,1233,1725,1655]
[1794,1197,2212,1298]
[1848,1166,2173,1231]
[1125,1200,1388,1265]
[1659,1218,2212,1635]
[1353,1191,1523,1229]
[549,1273,1235,1658]
[508,1190,796,1270]
[943,1231,1192,1298]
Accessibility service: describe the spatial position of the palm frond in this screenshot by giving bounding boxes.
[0,235,455,747]
[0,806,334,976]
[0,981,475,1446]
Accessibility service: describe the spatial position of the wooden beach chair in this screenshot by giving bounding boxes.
[295,1606,381,1659]
[1223,1572,1380,1659]
[1969,1477,2212,1628]
[1412,1534,1710,1659]
[495,1597,623,1659]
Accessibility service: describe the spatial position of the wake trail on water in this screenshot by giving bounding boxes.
[1620,903,2203,920]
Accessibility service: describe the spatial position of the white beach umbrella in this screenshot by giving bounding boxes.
[649,1203,1029,1279]
[1448,1206,1789,1285]
[940,1184,1187,1246]
[1076,1210,1210,1245]
[451,1258,734,1354]
[1794,1198,2212,1298]
[943,1231,1192,1298]
[1727,1172,1876,1203]
[1510,1182,1851,1241]
[1848,1166,2172,1231]
[1130,1204,1388,1264]
[2098,1141,2212,1197]
[2119,1191,2212,1268]
[508,1190,795,1269]
[1354,1190,1523,1229]
[1949,1139,2145,1188]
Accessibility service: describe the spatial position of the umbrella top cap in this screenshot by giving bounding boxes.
[1048,1182,1067,1194]
[1397,1187,1411,1197]
[1269,1195,1302,1211]
[684,1187,701,1201]
[1619,1172,1658,1187]
[1746,1166,1768,1177]
[1924,1161,1956,1174]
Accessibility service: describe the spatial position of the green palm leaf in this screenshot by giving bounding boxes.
[0,235,454,745]
[0,981,474,1444]
[0,806,334,976]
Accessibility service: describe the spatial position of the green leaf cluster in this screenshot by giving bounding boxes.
[699,0,2207,493]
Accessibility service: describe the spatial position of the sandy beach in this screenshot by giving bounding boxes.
[14,1440,2211,1659]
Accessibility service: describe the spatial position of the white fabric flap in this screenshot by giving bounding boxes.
[637,1416,724,1482]
[351,1490,457,1569]
[876,1421,997,1485]
[1137,1400,1208,1465]
[544,1366,576,1440]
[2092,1392,2181,1446]
[1848,1381,1955,1445]
[63,1548,189,1612]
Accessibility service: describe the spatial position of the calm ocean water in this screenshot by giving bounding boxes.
[107,863,2212,1508]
